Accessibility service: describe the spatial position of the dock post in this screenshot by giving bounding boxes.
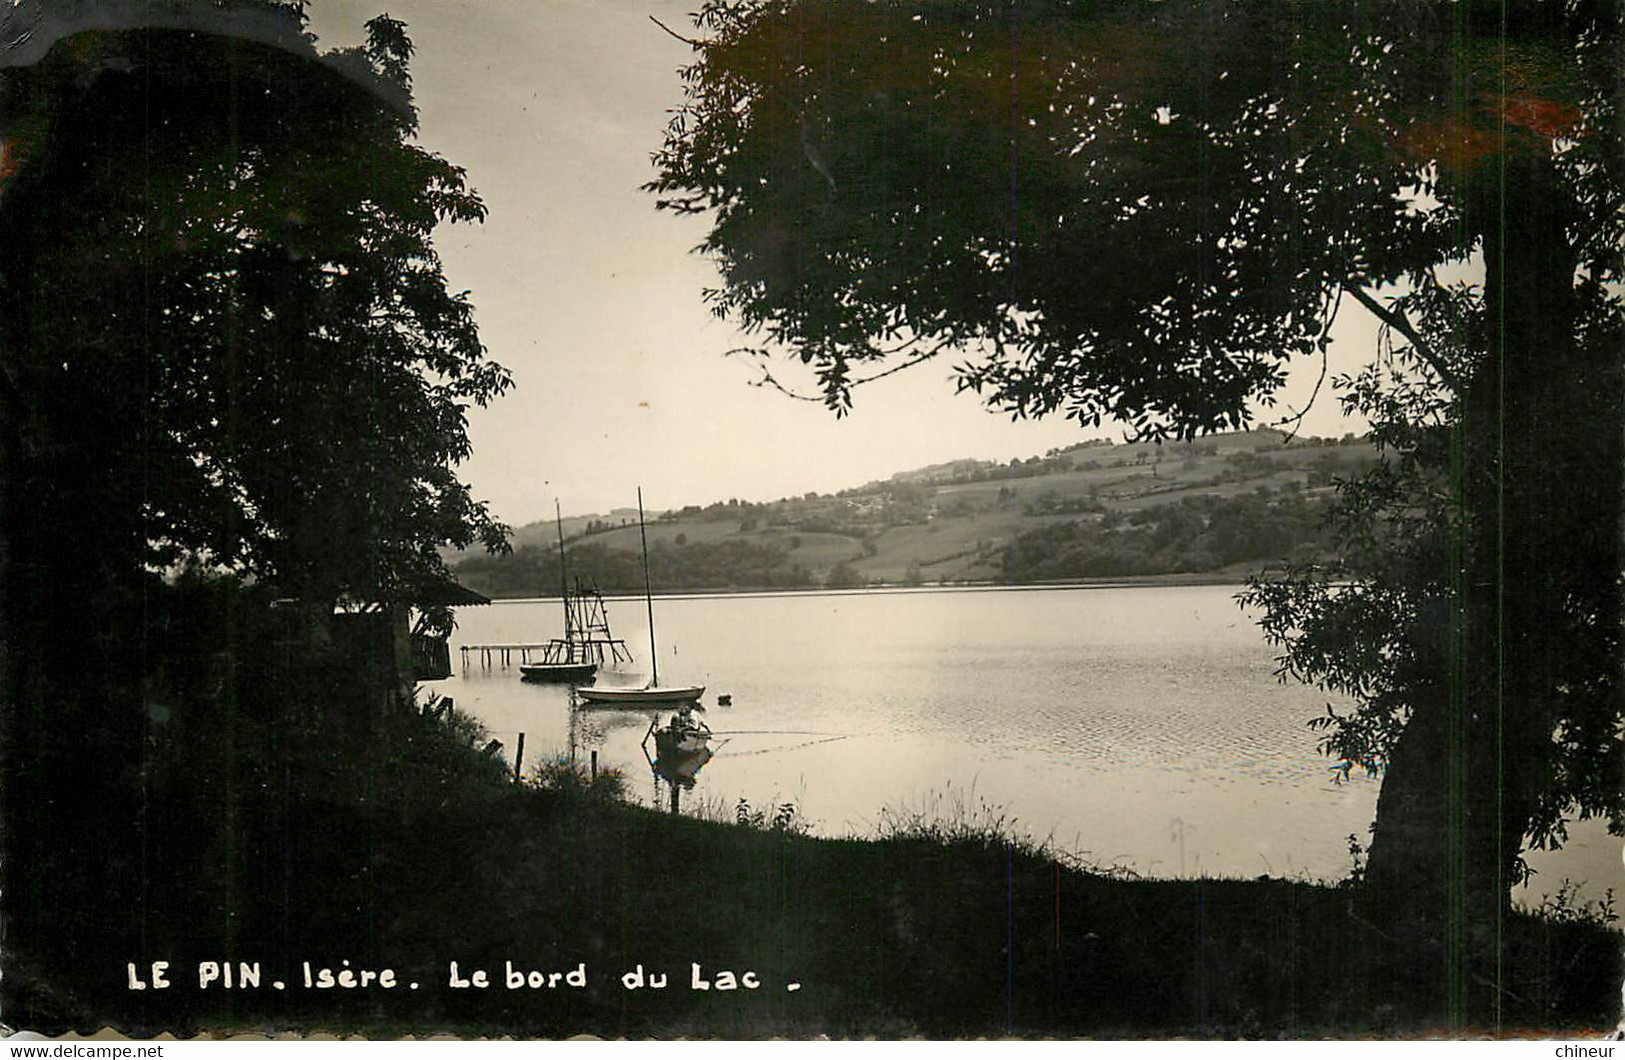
[590,750,597,780]
[514,732,525,784]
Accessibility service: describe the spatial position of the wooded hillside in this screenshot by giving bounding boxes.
[453,429,1374,595]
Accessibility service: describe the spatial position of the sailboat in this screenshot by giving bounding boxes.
[520,502,631,683]
[575,489,705,706]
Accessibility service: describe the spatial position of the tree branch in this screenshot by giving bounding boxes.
[1267,284,1342,438]
[748,365,825,403]
[845,337,954,387]
[746,337,956,404]
[1341,283,1461,394]
[649,15,704,48]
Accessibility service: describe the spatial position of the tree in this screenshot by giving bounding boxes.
[826,561,865,590]
[649,0,1625,1015]
[1,0,511,612]
[0,0,511,1003]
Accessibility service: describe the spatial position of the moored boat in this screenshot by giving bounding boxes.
[576,683,706,705]
[519,502,631,684]
[519,658,599,683]
[571,488,704,707]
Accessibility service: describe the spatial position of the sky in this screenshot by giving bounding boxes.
[309,0,1377,528]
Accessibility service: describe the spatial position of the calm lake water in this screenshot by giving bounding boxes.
[438,585,1617,903]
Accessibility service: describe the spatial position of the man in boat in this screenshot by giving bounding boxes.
[669,705,713,746]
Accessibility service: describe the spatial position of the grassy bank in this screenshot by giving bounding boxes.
[12,732,1620,1039]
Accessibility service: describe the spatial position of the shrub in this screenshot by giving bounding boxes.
[526,754,628,802]
[1521,880,1619,928]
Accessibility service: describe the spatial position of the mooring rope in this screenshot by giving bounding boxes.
[713,734,853,756]
[703,729,858,737]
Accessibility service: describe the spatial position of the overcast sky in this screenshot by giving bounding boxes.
[309,0,1374,528]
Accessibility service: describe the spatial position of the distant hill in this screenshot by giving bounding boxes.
[451,429,1377,597]
[500,508,645,554]
[888,457,997,486]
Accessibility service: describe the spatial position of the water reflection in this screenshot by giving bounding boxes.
[564,695,655,766]
[649,744,716,814]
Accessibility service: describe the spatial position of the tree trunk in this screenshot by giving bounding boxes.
[1361,154,1622,1024]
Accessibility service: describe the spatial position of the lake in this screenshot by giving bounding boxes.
[437,584,1616,903]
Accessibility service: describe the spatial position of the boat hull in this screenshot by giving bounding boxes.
[576,684,705,706]
[519,661,597,683]
[653,729,710,756]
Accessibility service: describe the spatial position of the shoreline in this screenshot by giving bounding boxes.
[474,570,1258,605]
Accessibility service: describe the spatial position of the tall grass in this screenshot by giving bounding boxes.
[689,791,810,834]
[867,780,1097,871]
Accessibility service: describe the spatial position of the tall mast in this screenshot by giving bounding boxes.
[638,487,658,687]
[556,499,571,646]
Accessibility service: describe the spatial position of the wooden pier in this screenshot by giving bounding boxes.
[459,643,557,670]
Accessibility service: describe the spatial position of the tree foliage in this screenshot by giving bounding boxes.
[1243,314,1624,864]
[1,0,511,609]
[454,538,814,597]
[0,2,512,1019]
[1007,487,1335,581]
[647,1,1603,432]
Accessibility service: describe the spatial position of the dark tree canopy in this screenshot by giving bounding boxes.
[650,1,1617,436]
[1,0,511,610]
[651,0,1625,1009]
[0,5,514,1016]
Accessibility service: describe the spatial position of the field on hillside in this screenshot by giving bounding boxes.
[851,512,1076,582]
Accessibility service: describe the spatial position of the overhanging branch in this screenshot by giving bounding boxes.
[1341,283,1461,394]
[649,15,705,48]
[1267,283,1342,438]
[745,337,955,404]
